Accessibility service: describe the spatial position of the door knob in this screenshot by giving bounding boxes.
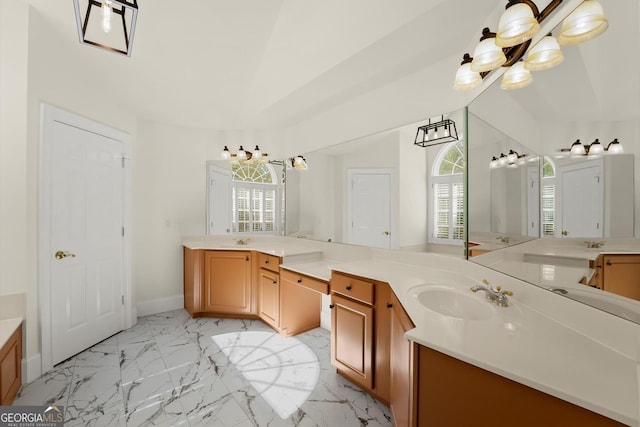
[55,250,76,260]
[383,231,390,236]
[561,230,569,236]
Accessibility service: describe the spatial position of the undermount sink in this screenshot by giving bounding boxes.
[412,286,494,320]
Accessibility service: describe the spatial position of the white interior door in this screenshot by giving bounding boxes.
[49,120,125,365]
[347,170,393,249]
[558,160,603,238]
[207,163,232,234]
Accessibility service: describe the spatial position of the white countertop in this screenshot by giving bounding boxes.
[184,236,639,426]
[330,258,638,426]
[0,317,22,349]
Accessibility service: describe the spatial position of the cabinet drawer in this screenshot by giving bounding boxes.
[331,272,375,305]
[281,268,329,295]
[258,252,281,273]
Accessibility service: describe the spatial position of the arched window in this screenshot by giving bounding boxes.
[431,140,465,244]
[231,163,280,233]
[541,157,556,236]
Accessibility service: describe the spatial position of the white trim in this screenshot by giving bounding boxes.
[38,104,133,374]
[136,295,184,317]
[23,353,42,384]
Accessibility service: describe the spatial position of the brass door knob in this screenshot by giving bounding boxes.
[561,230,569,236]
[55,250,76,260]
[383,231,390,236]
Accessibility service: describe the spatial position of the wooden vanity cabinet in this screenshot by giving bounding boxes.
[203,250,255,315]
[279,269,323,337]
[601,254,640,301]
[330,272,395,404]
[0,324,22,405]
[389,292,416,427]
[415,345,626,427]
[588,254,640,301]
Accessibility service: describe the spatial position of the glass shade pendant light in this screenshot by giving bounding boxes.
[471,28,507,73]
[498,153,509,167]
[496,0,541,48]
[588,138,603,155]
[453,54,482,91]
[558,0,608,46]
[236,146,247,160]
[221,146,231,160]
[490,156,500,169]
[252,145,262,160]
[500,61,532,90]
[606,138,624,154]
[525,33,563,71]
[569,139,586,156]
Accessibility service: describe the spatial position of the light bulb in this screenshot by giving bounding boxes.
[102,1,112,33]
[588,139,603,155]
[221,146,231,160]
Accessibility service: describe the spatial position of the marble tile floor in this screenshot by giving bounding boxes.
[14,309,392,427]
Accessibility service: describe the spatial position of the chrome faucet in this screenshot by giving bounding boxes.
[470,279,513,307]
[496,236,510,244]
[234,237,250,246]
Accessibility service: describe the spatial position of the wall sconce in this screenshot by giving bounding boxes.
[221,145,269,164]
[414,116,459,148]
[454,0,608,91]
[269,156,309,170]
[490,150,526,168]
[73,0,138,56]
[560,138,624,157]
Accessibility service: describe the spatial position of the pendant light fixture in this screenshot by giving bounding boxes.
[496,0,541,48]
[524,33,563,71]
[453,54,482,91]
[471,28,507,73]
[587,138,604,155]
[558,0,608,46]
[414,116,459,148]
[73,0,138,56]
[501,61,533,90]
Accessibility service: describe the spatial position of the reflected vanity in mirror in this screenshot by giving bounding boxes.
[466,0,640,323]
[286,109,466,255]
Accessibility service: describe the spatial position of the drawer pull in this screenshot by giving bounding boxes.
[272,280,277,285]
[297,279,302,283]
[386,303,393,309]
[329,304,335,309]
[265,260,270,264]
[346,285,352,291]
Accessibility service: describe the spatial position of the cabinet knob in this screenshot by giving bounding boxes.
[297,279,302,283]
[386,303,393,309]
[265,260,270,264]
[346,285,352,291]
[272,280,277,285]
[329,304,335,309]
[606,260,612,266]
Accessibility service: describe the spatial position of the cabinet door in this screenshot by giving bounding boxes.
[203,250,252,314]
[0,325,22,405]
[375,282,392,404]
[259,268,280,328]
[603,255,640,301]
[280,273,322,337]
[331,293,374,390]
[390,292,416,427]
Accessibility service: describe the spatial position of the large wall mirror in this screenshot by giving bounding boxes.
[286,109,466,255]
[467,0,639,323]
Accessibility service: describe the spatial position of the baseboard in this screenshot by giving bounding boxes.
[136,294,184,317]
[23,353,42,384]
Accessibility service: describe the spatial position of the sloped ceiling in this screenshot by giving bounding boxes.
[26,0,637,131]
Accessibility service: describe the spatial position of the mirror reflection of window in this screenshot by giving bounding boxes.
[231,163,281,234]
[431,140,465,245]
[541,157,556,237]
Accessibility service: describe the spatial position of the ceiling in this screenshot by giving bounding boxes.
[25,0,637,132]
